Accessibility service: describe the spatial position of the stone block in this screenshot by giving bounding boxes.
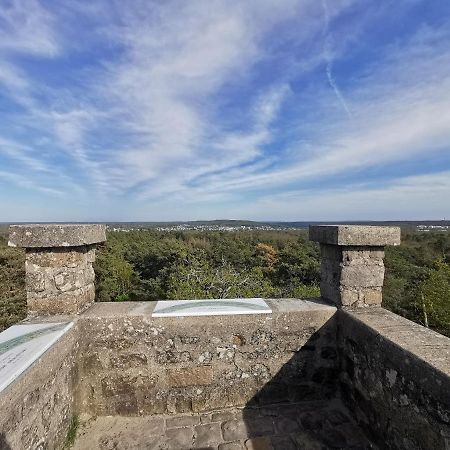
[339,289,360,307]
[9,224,106,248]
[166,415,200,428]
[26,247,88,268]
[245,437,273,450]
[167,366,213,387]
[361,289,383,305]
[219,442,244,450]
[309,225,401,246]
[166,426,194,448]
[342,248,385,265]
[193,422,222,448]
[222,419,249,441]
[340,265,385,288]
[110,353,148,369]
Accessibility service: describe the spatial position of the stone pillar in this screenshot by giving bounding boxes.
[309,225,401,308]
[8,224,106,315]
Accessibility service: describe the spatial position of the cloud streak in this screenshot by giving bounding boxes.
[0,0,449,221]
[321,0,353,119]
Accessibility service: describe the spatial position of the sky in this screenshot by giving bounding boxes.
[0,0,450,222]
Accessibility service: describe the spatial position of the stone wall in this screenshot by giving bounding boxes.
[0,323,79,450]
[25,247,96,315]
[338,308,450,450]
[76,299,338,416]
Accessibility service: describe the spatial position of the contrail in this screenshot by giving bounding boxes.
[321,0,352,119]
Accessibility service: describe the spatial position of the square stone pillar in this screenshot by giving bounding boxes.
[309,225,401,307]
[8,224,106,316]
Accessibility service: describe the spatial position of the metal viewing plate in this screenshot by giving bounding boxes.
[152,298,272,317]
[0,322,73,393]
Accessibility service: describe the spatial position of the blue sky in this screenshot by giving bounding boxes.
[0,0,450,222]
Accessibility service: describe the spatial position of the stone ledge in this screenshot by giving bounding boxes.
[309,225,401,246]
[340,307,450,376]
[8,224,106,248]
[80,298,337,318]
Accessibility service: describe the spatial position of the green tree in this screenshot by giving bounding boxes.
[420,260,450,336]
[95,248,138,302]
[0,236,26,331]
[166,252,275,299]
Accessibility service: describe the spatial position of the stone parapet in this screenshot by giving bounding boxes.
[76,299,338,416]
[8,224,106,315]
[0,322,79,450]
[309,225,401,307]
[338,308,450,449]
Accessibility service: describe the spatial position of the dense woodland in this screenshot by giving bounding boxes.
[0,228,449,337]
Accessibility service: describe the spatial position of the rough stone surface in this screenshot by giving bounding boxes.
[310,225,399,308]
[0,322,79,450]
[8,224,106,248]
[1,299,450,450]
[319,244,386,307]
[339,308,450,450]
[76,299,338,416]
[72,401,375,450]
[8,224,105,316]
[25,246,98,315]
[309,225,401,246]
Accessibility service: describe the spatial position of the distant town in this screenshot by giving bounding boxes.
[108,223,297,233]
[105,220,450,233]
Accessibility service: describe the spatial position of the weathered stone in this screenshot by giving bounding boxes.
[193,422,222,448]
[9,224,106,248]
[76,300,338,417]
[0,324,78,450]
[219,442,245,450]
[156,350,191,364]
[246,417,275,437]
[167,366,213,387]
[309,225,401,246]
[222,419,249,441]
[8,224,105,315]
[310,226,400,308]
[273,416,299,434]
[110,353,148,369]
[339,308,450,450]
[212,410,237,422]
[245,436,273,450]
[27,284,96,315]
[165,426,194,448]
[166,415,200,428]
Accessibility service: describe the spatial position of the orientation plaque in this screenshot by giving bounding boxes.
[152,298,272,317]
[0,322,73,393]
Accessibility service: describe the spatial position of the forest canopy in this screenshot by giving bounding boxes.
[0,228,449,337]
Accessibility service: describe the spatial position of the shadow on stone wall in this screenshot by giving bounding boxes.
[237,317,376,449]
[0,433,12,450]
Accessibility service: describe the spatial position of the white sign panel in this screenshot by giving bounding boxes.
[0,322,73,393]
[152,298,272,317]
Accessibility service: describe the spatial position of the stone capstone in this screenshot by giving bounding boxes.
[8,224,106,248]
[309,225,401,247]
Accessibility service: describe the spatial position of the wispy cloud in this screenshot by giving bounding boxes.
[321,0,352,119]
[233,170,450,221]
[0,0,449,220]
